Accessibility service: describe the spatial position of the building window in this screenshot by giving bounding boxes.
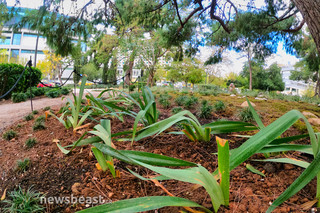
[23,33,38,38]
[11,49,19,58]
[12,33,21,45]
[21,50,35,54]
[0,37,11,45]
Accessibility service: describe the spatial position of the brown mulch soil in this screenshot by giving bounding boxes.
[0,99,318,213]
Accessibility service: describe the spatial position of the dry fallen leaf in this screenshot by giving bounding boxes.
[1,188,7,201]
[52,139,60,143]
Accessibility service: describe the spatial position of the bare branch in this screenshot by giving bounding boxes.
[210,0,217,19]
[173,0,183,26]
[146,0,171,13]
[176,1,203,34]
[226,0,238,14]
[212,14,231,33]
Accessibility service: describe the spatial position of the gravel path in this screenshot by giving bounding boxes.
[0,89,103,133]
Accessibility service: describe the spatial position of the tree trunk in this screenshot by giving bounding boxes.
[147,66,155,86]
[109,57,118,85]
[248,54,252,90]
[102,56,111,84]
[125,50,136,86]
[293,1,320,54]
[315,72,320,97]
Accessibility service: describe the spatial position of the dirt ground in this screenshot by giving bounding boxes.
[0,91,319,212]
[0,89,103,133]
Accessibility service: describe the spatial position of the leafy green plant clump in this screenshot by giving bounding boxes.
[2,130,17,140]
[214,101,226,112]
[158,94,172,109]
[198,100,213,118]
[43,106,51,111]
[175,95,188,106]
[24,114,34,121]
[33,120,46,131]
[183,96,198,109]
[25,138,37,149]
[16,158,30,172]
[11,93,28,103]
[239,107,254,122]
[172,107,183,114]
[32,110,38,115]
[35,116,45,123]
[3,186,44,213]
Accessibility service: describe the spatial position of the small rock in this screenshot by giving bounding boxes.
[240,101,256,108]
[263,163,276,173]
[303,111,317,118]
[308,118,320,126]
[71,182,81,194]
[230,94,236,97]
[255,97,267,101]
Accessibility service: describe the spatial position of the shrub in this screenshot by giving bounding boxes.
[172,107,183,114]
[24,114,34,121]
[239,107,254,122]
[158,94,171,109]
[25,138,37,149]
[2,130,17,140]
[25,91,35,98]
[16,158,30,172]
[198,100,213,118]
[175,95,188,106]
[45,89,61,98]
[129,84,136,91]
[32,110,38,115]
[0,63,42,99]
[60,87,70,95]
[33,121,46,131]
[198,84,220,91]
[3,186,44,213]
[43,106,51,111]
[214,101,226,112]
[31,87,46,96]
[11,93,28,103]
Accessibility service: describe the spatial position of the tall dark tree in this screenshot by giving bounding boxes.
[241,61,285,91]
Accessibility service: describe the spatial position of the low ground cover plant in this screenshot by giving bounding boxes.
[2,186,44,213]
[239,107,254,122]
[25,138,37,149]
[158,94,172,109]
[214,100,226,112]
[2,130,17,140]
[198,100,213,118]
[24,114,34,121]
[16,158,30,172]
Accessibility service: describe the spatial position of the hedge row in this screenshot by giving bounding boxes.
[0,63,42,99]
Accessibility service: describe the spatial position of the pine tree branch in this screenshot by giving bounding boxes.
[282,19,305,33]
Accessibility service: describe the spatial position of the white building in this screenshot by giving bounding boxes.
[0,7,86,83]
[281,65,313,96]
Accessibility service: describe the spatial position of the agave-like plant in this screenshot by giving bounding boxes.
[51,76,92,130]
[133,110,257,142]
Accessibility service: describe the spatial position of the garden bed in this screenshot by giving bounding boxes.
[0,93,318,213]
